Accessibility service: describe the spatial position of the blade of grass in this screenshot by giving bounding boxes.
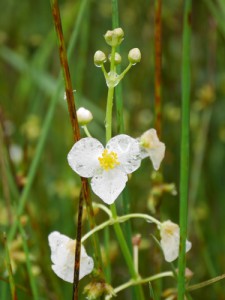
[178,0,192,299]
[154,0,162,138]
[3,233,18,300]
[18,224,39,300]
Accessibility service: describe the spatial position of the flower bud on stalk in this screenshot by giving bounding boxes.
[77,107,93,126]
[128,48,141,65]
[108,52,122,65]
[104,28,124,47]
[94,50,107,67]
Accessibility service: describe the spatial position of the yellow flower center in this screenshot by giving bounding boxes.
[141,140,151,148]
[98,149,120,171]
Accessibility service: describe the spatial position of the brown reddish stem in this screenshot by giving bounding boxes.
[154,0,162,138]
[49,1,103,299]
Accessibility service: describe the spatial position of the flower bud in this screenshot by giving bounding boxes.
[77,107,93,126]
[94,50,107,67]
[128,48,141,65]
[104,28,124,47]
[108,52,122,65]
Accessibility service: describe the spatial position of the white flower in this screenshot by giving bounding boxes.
[77,107,93,125]
[67,134,141,204]
[159,220,192,262]
[138,129,165,170]
[48,231,94,283]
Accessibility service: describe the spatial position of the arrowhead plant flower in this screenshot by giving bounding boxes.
[67,134,141,204]
[48,231,94,283]
[138,129,165,170]
[159,220,192,262]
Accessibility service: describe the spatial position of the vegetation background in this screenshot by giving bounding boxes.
[0,0,225,299]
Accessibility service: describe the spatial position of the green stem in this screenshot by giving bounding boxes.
[106,271,173,299]
[154,0,162,138]
[92,202,112,217]
[187,274,225,292]
[105,13,145,298]
[82,212,160,243]
[178,1,192,299]
[104,227,111,283]
[18,224,39,300]
[3,233,18,300]
[111,0,133,262]
[112,0,124,134]
[82,125,92,137]
[106,86,115,142]
[117,63,132,81]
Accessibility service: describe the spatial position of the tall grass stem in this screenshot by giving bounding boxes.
[178,0,192,299]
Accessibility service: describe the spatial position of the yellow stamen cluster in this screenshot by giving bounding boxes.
[141,139,151,148]
[98,149,120,171]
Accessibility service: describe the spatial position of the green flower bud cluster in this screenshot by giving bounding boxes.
[93,28,141,88]
[104,28,124,47]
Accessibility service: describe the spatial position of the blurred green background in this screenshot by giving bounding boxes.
[1,0,225,299]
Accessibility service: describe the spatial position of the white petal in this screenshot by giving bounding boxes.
[67,138,103,178]
[139,129,165,170]
[160,230,180,262]
[52,263,74,283]
[48,231,71,266]
[79,255,94,280]
[106,134,141,174]
[148,142,165,170]
[160,221,192,262]
[48,231,94,283]
[91,169,127,204]
[186,240,192,252]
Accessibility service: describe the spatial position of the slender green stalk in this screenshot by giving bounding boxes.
[104,227,111,283]
[82,212,160,243]
[18,224,39,300]
[82,125,92,137]
[112,0,125,134]
[105,42,145,299]
[187,273,225,292]
[178,1,192,299]
[110,207,156,285]
[3,233,18,300]
[107,271,173,298]
[154,0,162,138]
[112,0,133,262]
